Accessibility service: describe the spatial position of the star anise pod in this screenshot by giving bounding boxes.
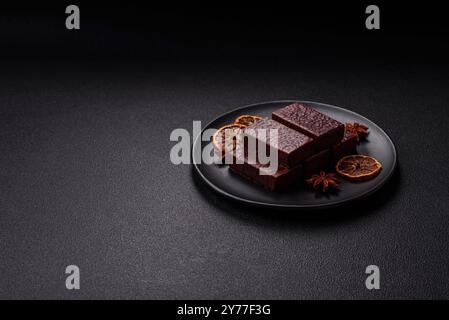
[306,171,340,193]
[346,122,369,142]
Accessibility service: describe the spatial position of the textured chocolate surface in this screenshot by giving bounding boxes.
[229,148,302,191]
[273,103,343,137]
[272,103,344,150]
[244,118,314,167]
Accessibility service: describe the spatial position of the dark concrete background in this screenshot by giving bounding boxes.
[1,58,448,299]
[1,2,449,299]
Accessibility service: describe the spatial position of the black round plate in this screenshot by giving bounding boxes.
[192,101,397,209]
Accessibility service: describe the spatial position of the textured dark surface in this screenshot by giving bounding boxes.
[1,58,449,299]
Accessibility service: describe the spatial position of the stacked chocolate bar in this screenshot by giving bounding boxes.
[229,103,357,191]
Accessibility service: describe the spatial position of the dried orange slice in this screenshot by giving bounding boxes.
[212,124,246,158]
[234,115,263,126]
[336,155,382,182]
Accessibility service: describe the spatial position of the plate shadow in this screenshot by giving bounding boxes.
[191,164,401,228]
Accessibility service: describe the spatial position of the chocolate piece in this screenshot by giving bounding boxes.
[229,148,302,191]
[272,103,344,151]
[332,131,357,162]
[244,118,314,168]
[302,149,331,178]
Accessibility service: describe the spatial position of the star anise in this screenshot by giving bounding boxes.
[346,122,369,142]
[306,171,340,193]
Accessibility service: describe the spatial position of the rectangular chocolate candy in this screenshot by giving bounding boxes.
[332,131,357,162]
[229,148,302,191]
[244,118,315,168]
[272,103,344,151]
[302,149,331,178]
